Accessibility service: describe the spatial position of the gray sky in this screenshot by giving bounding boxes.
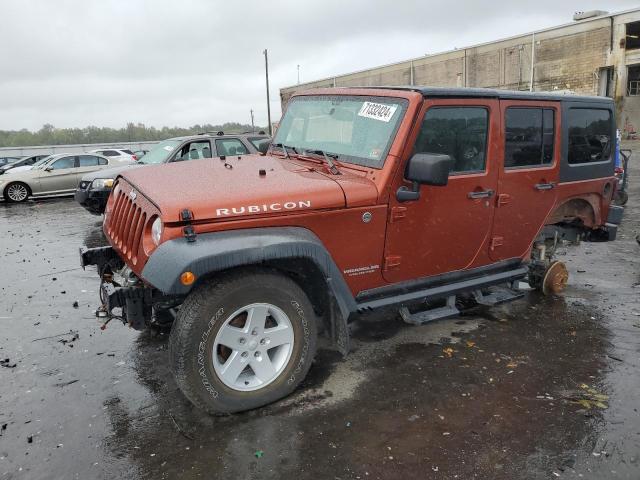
[0,0,636,131]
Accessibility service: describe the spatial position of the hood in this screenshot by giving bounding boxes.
[119,154,377,222]
[81,162,142,182]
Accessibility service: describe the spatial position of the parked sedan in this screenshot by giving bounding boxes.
[0,153,132,203]
[0,156,21,166]
[89,148,138,162]
[0,154,50,175]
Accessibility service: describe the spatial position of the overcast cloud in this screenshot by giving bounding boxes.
[0,0,637,130]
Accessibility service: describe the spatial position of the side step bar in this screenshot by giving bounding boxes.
[400,295,459,325]
[357,266,528,312]
[398,285,525,326]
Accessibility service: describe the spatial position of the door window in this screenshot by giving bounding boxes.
[79,155,101,167]
[414,107,488,174]
[51,156,76,170]
[173,141,213,161]
[567,109,612,164]
[215,138,249,156]
[504,108,555,168]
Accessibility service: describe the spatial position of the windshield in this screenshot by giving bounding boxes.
[274,95,407,168]
[139,139,182,164]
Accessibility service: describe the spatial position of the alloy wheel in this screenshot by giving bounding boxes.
[212,303,294,392]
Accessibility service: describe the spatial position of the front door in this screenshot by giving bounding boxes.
[383,98,500,283]
[36,155,78,195]
[489,100,560,261]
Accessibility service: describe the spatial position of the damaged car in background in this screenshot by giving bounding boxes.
[75,132,269,215]
[80,86,622,414]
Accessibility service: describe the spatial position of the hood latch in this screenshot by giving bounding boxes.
[180,209,197,243]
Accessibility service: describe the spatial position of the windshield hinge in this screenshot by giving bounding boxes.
[180,209,197,242]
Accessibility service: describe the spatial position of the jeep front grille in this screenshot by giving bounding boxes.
[104,179,158,268]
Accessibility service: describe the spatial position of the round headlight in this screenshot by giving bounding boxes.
[151,217,163,245]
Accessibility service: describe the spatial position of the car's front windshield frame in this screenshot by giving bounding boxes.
[273,94,408,169]
[139,139,182,165]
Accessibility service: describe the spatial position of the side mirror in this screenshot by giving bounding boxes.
[257,140,270,155]
[44,166,53,172]
[397,153,453,202]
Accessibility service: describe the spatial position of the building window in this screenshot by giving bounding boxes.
[627,65,640,96]
[626,21,640,50]
[504,108,555,168]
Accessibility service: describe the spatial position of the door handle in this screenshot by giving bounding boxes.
[534,182,555,191]
[467,189,494,199]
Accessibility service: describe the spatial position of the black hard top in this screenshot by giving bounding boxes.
[346,86,612,104]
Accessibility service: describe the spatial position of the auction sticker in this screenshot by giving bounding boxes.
[357,102,398,122]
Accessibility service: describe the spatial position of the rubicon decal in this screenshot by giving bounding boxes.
[216,200,312,217]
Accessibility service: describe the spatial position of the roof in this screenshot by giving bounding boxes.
[340,86,613,104]
[169,132,270,141]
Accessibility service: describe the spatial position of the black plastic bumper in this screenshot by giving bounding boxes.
[605,205,624,241]
[75,188,110,215]
[80,245,122,272]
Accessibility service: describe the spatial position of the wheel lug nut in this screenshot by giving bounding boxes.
[241,352,248,358]
[254,352,260,358]
[259,339,266,345]
[251,330,258,336]
[239,338,246,344]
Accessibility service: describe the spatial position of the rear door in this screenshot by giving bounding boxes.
[76,155,108,180]
[489,100,560,261]
[383,98,501,283]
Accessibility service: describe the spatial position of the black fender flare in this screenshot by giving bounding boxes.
[141,227,356,353]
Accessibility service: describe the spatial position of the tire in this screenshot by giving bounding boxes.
[169,269,318,414]
[3,182,30,203]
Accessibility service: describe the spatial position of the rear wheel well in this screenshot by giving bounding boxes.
[545,198,597,228]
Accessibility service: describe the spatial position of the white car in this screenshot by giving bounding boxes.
[89,148,138,162]
[6,155,54,174]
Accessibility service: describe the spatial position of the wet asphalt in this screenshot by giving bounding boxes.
[0,158,639,480]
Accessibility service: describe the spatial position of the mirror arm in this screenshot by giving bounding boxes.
[396,181,421,202]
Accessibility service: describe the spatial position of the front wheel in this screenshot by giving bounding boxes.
[4,182,30,203]
[169,270,318,414]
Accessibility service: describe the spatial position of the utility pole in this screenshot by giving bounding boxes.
[297,64,300,85]
[250,109,255,133]
[263,49,272,136]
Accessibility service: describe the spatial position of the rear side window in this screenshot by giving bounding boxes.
[414,107,488,173]
[79,155,103,167]
[216,138,249,156]
[568,109,612,164]
[121,149,134,155]
[504,107,555,168]
[100,150,119,156]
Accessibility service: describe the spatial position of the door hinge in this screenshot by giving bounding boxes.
[384,255,402,271]
[390,206,408,223]
[497,193,511,207]
[490,236,504,250]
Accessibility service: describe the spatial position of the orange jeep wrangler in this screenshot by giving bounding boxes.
[81,87,623,414]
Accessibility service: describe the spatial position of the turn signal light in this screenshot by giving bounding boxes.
[180,271,196,286]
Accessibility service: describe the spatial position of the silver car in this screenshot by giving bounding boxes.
[0,153,132,203]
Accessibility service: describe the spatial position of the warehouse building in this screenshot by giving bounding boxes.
[280,8,640,136]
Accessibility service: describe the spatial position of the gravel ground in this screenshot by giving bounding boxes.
[0,155,638,479]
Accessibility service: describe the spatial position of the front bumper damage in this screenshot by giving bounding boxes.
[80,246,179,330]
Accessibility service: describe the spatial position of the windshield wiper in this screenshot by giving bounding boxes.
[302,149,340,175]
[271,143,298,159]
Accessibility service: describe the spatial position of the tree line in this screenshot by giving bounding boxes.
[0,122,267,147]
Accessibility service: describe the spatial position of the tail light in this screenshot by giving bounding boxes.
[614,166,624,175]
[132,155,138,161]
